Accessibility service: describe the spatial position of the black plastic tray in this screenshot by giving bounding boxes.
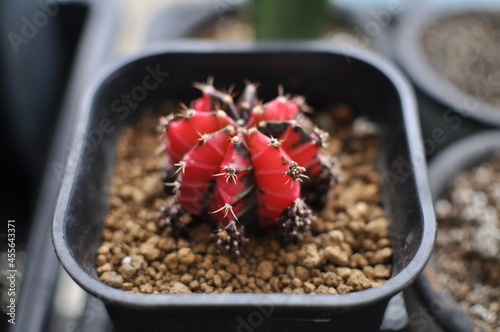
[5,1,117,332]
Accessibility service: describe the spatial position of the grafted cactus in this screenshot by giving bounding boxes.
[159,79,339,254]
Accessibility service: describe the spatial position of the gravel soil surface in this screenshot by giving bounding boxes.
[434,154,500,331]
[422,13,500,109]
[96,104,393,295]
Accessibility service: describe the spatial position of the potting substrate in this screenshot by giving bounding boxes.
[96,102,394,295]
[422,12,500,110]
[434,154,500,331]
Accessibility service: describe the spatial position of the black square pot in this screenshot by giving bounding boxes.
[52,41,436,332]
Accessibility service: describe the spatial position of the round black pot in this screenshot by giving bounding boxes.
[393,5,500,159]
[418,130,500,332]
[52,41,436,332]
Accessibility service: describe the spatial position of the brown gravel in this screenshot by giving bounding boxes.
[422,13,500,109]
[434,154,500,331]
[96,104,392,295]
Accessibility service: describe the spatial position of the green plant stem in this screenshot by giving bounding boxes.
[253,0,328,40]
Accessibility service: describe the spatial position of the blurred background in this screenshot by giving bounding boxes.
[0,0,498,331]
[3,0,497,235]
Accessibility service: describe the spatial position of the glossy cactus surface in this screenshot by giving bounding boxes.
[159,79,339,254]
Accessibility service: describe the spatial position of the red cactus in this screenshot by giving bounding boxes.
[159,80,340,254]
[162,109,234,164]
[208,133,256,226]
[174,127,233,215]
[247,128,304,229]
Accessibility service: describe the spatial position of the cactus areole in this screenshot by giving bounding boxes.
[159,79,340,254]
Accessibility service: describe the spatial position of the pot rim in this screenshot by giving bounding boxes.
[420,129,500,332]
[52,40,436,309]
[394,4,500,127]
[429,130,500,199]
